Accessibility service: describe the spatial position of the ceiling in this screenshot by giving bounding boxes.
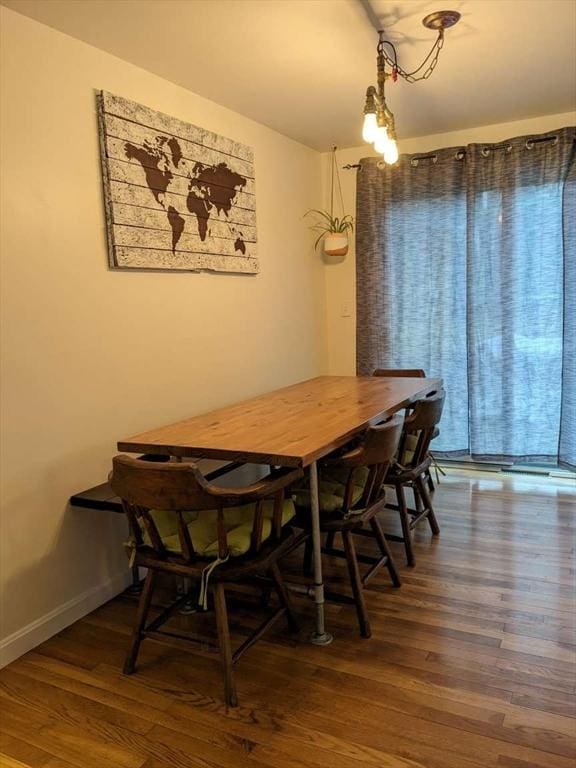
[2,0,575,150]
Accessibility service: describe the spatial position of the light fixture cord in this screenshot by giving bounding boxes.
[378,30,445,83]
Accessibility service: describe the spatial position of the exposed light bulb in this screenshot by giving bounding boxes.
[383,139,399,164]
[362,112,378,143]
[373,126,389,154]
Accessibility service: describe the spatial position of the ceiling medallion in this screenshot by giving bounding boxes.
[362,10,461,164]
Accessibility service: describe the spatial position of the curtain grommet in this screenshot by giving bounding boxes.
[481,147,490,158]
[526,135,559,150]
[410,154,437,167]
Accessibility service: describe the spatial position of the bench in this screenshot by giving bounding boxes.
[69,456,243,514]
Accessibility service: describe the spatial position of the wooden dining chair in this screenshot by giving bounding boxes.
[372,368,441,495]
[109,455,304,708]
[384,389,446,566]
[293,415,403,638]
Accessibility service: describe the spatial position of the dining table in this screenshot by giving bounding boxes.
[118,374,442,644]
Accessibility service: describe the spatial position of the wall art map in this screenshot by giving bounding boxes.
[97,91,258,273]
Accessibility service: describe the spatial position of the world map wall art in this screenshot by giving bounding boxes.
[97,91,258,273]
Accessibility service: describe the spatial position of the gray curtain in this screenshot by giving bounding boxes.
[356,127,576,469]
[560,150,576,468]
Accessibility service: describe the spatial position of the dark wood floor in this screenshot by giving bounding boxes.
[1,470,575,768]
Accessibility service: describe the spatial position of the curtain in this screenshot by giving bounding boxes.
[560,152,576,468]
[356,127,576,469]
[356,147,469,454]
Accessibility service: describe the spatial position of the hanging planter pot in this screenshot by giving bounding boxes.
[304,209,354,257]
[323,232,349,256]
[304,146,354,259]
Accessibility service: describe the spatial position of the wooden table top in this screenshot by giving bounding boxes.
[118,375,442,467]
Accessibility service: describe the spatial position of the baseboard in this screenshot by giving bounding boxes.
[0,570,132,668]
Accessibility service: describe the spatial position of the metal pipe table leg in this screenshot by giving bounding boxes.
[178,576,197,615]
[309,460,333,645]
[128,564,143,594]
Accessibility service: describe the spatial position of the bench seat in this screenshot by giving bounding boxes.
[69,458,273,513]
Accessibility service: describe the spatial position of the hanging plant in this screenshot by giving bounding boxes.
[304,210,354,255]
[305,146,353,256]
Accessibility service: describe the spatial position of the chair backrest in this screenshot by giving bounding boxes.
[324,414,403,511]
[110,455,302,561]
[373,367,440,410]
[397,389,445,469]
[372,368,426,378]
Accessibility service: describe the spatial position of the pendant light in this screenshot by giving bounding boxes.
[362,11,460,164]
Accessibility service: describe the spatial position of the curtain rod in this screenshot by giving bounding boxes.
[343,133,572,169]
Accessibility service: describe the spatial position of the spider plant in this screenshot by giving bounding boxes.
[304,209,354,251]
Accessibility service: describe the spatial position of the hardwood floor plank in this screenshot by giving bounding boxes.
[510,690,576,719]
[0,755,32,768]
[0,668,154,737]
[0,699,145,768]
[0,733,57,768]
[160,706,467,768]
[499,635,576,663]
[503,707,576,740]
[18,654,173,712]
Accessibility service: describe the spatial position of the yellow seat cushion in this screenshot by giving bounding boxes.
[394,433,419,466]
[293,466,369,513]
[405,434,419,453]
[148,509,198,539]
[143,499,295,558]
[398,430,437,464]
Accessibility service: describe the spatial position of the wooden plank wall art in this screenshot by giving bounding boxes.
[97,91,258,273]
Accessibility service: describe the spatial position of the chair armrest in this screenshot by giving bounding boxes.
[204,466,304,504]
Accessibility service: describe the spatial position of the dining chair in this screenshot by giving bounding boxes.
[293,415,403,638]
[384,389,446,566]
[372,368,441,494]
[109,455,304,708]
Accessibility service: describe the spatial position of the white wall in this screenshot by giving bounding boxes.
[322,111,576,375]
[0,7,326,663]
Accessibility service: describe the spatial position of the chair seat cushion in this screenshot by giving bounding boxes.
[396,433,417,465]
[145,499,295,558]
[292,466,369,513]
[148,509,198,539]
[405,433,419,453]
[396,430,437,466]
